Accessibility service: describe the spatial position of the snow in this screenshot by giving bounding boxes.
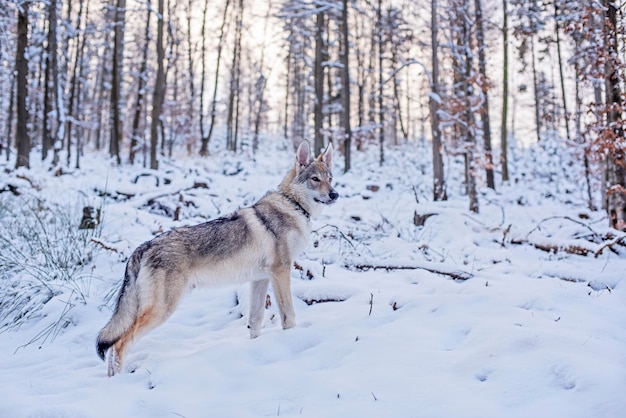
[1,140,625,418]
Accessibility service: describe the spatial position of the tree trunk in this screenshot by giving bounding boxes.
[226,0,243,152]
[314,9,325,155]
[604,0,626,231]
[109,0,126,165]
[130,2,151,165]
[474,0,494,189]
[15,1,30,169]
[66,0,86,167]
[42,0,58,161]
[430,0,446,201]
[553,1,570,141]
[186,0,196,152]
[377,0,384,165]
[341,0,352,172]
[530,36,541,142]
[150,0,165,170]
[202,0,231,156]
[501,0,509,182]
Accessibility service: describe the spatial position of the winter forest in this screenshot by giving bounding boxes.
[1,0,626,417]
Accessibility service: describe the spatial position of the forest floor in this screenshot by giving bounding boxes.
[0,139,624,418]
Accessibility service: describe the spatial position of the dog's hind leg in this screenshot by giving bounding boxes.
[248,279,269,338]
[107,275,186,376]
[271,264,296,330]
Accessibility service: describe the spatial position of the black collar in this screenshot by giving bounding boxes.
[280,193,310,221]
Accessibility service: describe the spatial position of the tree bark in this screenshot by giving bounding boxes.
[15,1,30,169]
[129,2,151,165]
[109,0,126,165]
[430,0,446,201]
[474,0,494,189]
[341,0,352,173]
[553,1,570,141]
[42,0,58,161]
[604,0,626,231]
[201,0,231,155]
[377,0,384,165]
[150,0,165,170]
[501,0,509,182]
[314,9,325,155]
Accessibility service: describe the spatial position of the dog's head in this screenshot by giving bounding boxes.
[293,141,339,207]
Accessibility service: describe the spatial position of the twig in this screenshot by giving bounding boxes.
[594,234,626,257]
[369,293,374,316]
[525,216,600,241]
[91,237,120,253]
[350,263,472,281]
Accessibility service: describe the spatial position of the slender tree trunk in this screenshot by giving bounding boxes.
[314,9,325,155]
[530,36,541,142]
[341,0,351,172]
[202,0,231,155]
[186,0,196,151]
[377,0,384,165]
[501,0,509,182]
[252,1,271,153]
[15,1,30,169]
[554,1,570,141]
[430,0,446,201]
[150,0,165,170]
[74,0,90,169]
[474,0,494,189]
[198,0,209,153]
[66,0,85,167]
[109,0,126,165]
[284,46,291,140]
[130,2,151,165]
[604,0,626,230]
[5,71,15,161]
[42,0,58,161]
[226,0,243,152]
[461,6,478,213]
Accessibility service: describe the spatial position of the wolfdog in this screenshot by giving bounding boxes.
[96,141,338,376]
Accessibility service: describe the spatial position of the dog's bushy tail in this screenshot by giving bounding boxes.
[96,249,143,361]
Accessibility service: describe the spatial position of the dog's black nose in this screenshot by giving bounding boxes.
[329,190,339,201]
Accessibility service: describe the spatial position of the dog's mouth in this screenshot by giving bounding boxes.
[314,197,338,205]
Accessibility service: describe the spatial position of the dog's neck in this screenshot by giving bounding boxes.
[280,192,310,220]
[278,167,317,220]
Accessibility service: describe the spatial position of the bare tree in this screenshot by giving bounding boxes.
[150,0,165,169]
[15,0,30,168]
[430,0,446,201]
[201,0,231,156]
[129,1,151,165]
[42,0,58,162]
[501,0,509,182]
[313,6,325,155]
[340,0,351,172]
[474,0,494,189]
[109,0,126,165]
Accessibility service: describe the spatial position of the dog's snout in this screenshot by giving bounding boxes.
[329,190,339,201]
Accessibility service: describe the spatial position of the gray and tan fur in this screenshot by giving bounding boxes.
[96,141,338,376]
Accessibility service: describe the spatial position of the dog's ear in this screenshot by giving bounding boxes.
[296,140,311,167]
[318,142,333,168]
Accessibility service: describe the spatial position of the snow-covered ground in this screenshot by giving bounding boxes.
[1,139,624,418]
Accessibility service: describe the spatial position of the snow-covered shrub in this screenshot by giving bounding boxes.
[0,196,98,336]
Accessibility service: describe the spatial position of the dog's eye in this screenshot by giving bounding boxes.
[311,176,321,182]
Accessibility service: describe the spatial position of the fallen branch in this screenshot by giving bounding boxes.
[525,216,600,241]
[594,234,626,258]
[348,263,472,281]
[91,237,121,253]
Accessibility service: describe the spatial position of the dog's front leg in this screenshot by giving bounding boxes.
[271,264,296,330]
[248,279,269,339]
